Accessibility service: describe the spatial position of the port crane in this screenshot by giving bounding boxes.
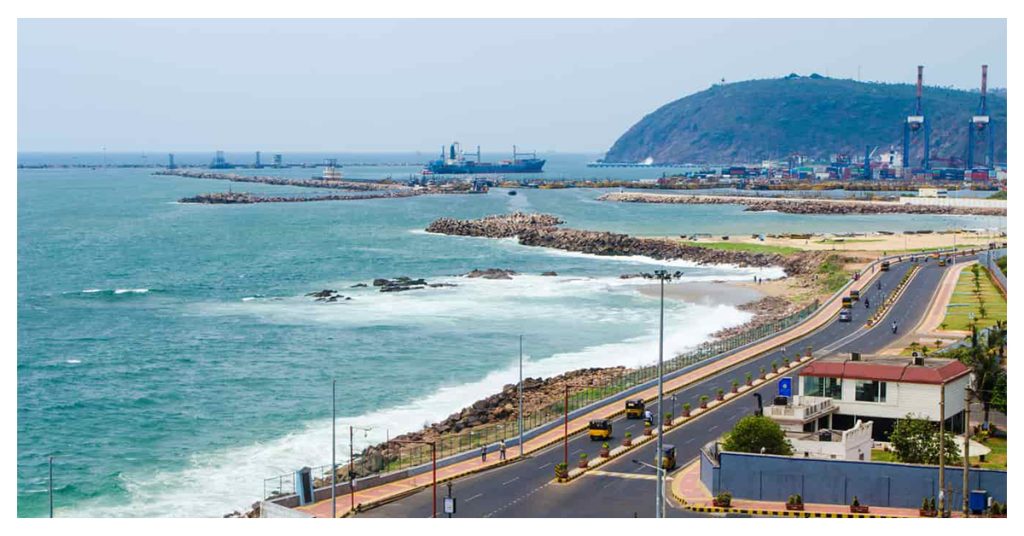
[966,65,996,170]
[902,65,930,172]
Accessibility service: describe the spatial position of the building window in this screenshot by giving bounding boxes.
[855,380,887,403]
[803,376,842,399]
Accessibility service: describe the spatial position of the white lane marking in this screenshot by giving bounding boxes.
[571,448,583,455]
[708,425,718,431]
[465,493,483,503]
[537,462,552,469]
[625,424,636,430]
[502,477,520,486]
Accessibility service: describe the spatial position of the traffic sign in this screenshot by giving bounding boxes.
[444,497,456,515]
[778,377,792,397]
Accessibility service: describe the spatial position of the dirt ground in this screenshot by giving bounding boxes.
[688,229,1003,253]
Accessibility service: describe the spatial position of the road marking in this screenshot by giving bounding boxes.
[708,425,718,431]
[571,448,583,455]
[625,424,636,430]
[589,469,672,482]
[502,477,520,486]
[537,462,552,470]
[465,493,483,503]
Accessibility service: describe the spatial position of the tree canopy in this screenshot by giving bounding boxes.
[722,415,793,456]
[889,414,961,465]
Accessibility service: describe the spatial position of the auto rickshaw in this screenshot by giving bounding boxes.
[938,258,947,267]
[841,296,853,309]
[880,261,890,272]
[657,444,677,471]
[625,399,645,419]
[849,289,860,301]
[588,419,612,441]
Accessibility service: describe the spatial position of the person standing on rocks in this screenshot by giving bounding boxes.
[499,439,507,461]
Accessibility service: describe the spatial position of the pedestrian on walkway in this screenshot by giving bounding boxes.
[480,445,487,463]
[499,439,506,461]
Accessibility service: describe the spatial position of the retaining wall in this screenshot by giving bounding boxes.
[701,450,1006,509]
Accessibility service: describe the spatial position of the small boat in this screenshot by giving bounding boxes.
[508,190,517,196]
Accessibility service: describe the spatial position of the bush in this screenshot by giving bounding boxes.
[890,415,961,465]
[715,491,732,507]
[722,415,794,455]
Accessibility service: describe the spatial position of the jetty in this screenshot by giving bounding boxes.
[426,212,821,272]
[598,192,1007,216]
[156,169,410,191]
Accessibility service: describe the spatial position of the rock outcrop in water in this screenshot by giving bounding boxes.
[427,212,791,271]
[598,192,1007,217]
[464,268,518,280]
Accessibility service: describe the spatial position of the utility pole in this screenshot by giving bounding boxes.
[938,384,946,515]
[332,379,337,518]
[563,384,569,470]
[48,456,53,518]
[519,335,525,460]
[654,269,670,518]
[963,390,971,517]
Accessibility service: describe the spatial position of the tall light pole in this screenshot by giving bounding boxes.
[653,269,670,518]
[331,379,337,518]
[349,424,373,515]
[519,335,525,460]
[48,456,54,518]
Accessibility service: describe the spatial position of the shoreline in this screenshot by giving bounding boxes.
[598,191,1007,217]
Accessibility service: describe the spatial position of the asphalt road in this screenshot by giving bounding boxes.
[358,253,974,518]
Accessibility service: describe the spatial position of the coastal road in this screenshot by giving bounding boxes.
[357,252,976,517]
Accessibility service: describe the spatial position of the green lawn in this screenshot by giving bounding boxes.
[873,436,1006,470]
[677,240,802,255]
[942,266,1007,331]
[972,436,1007,470]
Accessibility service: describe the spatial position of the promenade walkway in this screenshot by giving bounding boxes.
[298,258,892,517]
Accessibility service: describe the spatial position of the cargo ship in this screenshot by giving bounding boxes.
[426,142,545,174]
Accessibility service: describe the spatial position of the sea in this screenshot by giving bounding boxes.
[16,152,1006,517]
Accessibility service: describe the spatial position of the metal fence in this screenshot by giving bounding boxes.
[263,299,819,499]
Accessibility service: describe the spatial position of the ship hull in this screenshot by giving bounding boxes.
[426,160,545,174]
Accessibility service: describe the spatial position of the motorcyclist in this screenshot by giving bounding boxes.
[891,320,898,334]
[864,297,870,308]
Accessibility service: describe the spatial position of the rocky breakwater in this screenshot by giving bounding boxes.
[598,192,1006,216]
[427,212,788,270]
[158,169,409,191]
[426,212,565,238]
[179,191,425,204]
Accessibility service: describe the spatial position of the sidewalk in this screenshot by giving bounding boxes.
[296,259,893,517]
[669,460,960,518]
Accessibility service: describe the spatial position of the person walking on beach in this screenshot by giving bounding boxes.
[481,445,487,463]
[499,439,507,461]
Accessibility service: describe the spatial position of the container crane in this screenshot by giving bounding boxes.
[966,65,995,170]
[902,65,930,172]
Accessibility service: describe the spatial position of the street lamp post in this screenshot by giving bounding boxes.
[332,379,337,518]
[348,424,374,515]
[394,439,438,518]
[519,335,525,460]
[653,269,671,518]
[48,456,54,518]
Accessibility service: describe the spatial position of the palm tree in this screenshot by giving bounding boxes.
[955,324,1007,430]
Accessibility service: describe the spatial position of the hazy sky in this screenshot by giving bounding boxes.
[18,19,1006,153]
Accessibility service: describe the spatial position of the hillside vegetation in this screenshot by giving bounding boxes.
[604,74,1007,164]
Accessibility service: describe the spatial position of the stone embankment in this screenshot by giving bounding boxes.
[158,169,408,191]
[316,366,627,487]
[598,192,1007,216]
[711,296,804,339]
[427,212,796,271]
[180,191,425,204]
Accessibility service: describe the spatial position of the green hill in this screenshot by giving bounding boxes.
[603,74,1007,165]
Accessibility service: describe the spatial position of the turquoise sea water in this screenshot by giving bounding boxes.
[16,156,1005,517]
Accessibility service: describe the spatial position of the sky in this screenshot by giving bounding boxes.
[18,19,1007,154]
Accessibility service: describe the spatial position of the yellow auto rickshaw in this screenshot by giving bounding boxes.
[842,297,853,309]
[938,258,947,267]
[880,261,890,272]
[588,419,612,441]
[657,444,677,471]
[849,289,860,301]
[625,399,645,419]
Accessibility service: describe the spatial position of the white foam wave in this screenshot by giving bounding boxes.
[68,276,751,517]
[114,288,150,295]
